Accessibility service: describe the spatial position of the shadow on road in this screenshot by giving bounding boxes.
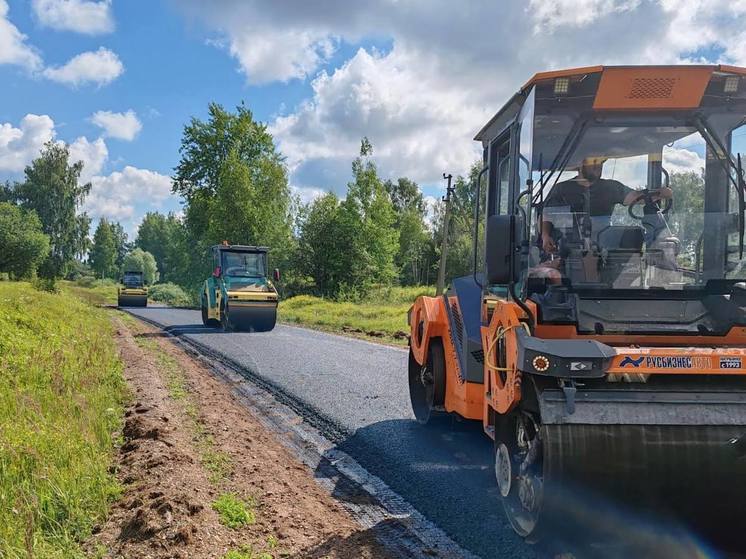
[313,416,537,559]
[314,417,738,559]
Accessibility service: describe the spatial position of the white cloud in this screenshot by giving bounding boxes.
[178,1,746,199]
[67,135,108,182]
[528,0,641,31]
[271,47,487,192]
[663,146,706,174]
[226,29,335,84]
[290,184,326,205]
[0,0,42,70]
[90,109,142,141]
[0,114,55,172]
[43,46,123,87]
[85,166,173,230]
[32,0,113,35]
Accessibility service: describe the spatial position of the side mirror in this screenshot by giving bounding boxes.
[213,266,221,278]
[273,268,281,282]
[485,214,522,285]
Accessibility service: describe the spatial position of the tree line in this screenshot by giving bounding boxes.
[0,102,499,299]
[136,103,486,300]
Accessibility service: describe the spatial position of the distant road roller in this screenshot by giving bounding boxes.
[201,243,279,332]
[408,65,746,544]
[117,271,148,307]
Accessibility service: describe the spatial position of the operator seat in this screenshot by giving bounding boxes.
[597,225,645,287]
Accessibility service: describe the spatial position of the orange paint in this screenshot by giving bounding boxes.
[593,66,713,110]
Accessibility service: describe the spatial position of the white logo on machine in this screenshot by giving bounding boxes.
[720,357,742,369]
[619,355,712,369]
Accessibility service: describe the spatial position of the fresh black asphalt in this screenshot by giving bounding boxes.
[125,306,537,558]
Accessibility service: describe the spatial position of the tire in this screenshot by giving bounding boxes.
[220,302,232,332]
[201,301,209,326]
[408,338,446,424]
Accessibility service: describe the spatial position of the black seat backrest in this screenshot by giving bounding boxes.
[448,275,485,383]
[597,226,644,251]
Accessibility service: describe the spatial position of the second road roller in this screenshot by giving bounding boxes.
[201,243,279,332]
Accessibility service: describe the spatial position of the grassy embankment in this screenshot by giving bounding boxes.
[0,282,126,558]
[279,285,434,345]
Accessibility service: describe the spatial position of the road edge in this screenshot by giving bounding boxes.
[126,309,480,559]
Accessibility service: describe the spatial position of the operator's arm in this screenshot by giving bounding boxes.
[623,186,673,206]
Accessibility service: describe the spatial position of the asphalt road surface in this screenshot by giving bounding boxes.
[126,306,536,558]
[125,307,734,559]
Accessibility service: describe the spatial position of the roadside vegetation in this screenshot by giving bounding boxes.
[0,282,125,558]
[280,285,433,344]
[213,493,257,529]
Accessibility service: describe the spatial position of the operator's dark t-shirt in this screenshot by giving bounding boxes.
[544,178,634,216]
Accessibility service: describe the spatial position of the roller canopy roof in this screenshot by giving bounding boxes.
[475,64,746,147]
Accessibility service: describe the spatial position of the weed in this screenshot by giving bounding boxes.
[203,448,233,484]
[266,534,278,549]
[32,276,58,293]
[0,282,125,557]
[212,493,256,529]
[223,545,273,559]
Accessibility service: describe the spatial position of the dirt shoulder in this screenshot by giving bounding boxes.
[87,312,391,559]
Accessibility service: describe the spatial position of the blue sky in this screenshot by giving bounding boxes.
[1,0,745,237]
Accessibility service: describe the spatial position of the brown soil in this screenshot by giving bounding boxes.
[87,315,392,559]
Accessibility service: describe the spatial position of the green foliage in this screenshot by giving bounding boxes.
[295,145,398,297]
[223,546,273,559]
[295,192,345,296]
[9,142,92,278]
[32,276,58,293]
[669,170,705,262]
[89,218,118,279]
[0,282,125,557]
[212,493,256,529]
[431,161,484,282]
[148,283,192,307]
[109,222,129,270]
[135,212,188,283]
[121,248,159,285]
[384,177,435,285]
[0,202,50,278]
[172,103,293,292]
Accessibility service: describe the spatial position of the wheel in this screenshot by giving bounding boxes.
[408,338,446,424]
[495,411,544,539]
[220,302,232,332]
[201,301,209,326]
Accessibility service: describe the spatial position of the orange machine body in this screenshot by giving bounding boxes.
[410,293,746,438]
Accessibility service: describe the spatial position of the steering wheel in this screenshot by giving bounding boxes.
[627,189,672,220]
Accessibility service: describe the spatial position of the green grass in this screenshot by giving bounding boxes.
[223,545,273,559]
[212,493,256,529]
[279,285,434,345]
[0,282,126,558]
[62,279,119,306]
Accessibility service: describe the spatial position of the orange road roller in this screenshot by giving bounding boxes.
[408,65,746,546]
